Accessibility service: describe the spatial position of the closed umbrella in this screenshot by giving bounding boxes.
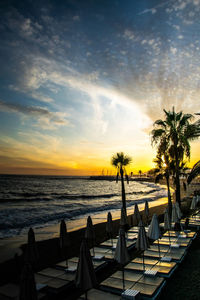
[114,228,130,290]
[190,196,198,220]
[75,239,97,299]
[136,220,149,271]
[85,216,95,256]
[172,204,181,231]
[19,263,38,300]
[144,201,149,225]
[24,228,39,269]
[164,208,171,244]
[59,219,70,267]
[147,214,161,258]
[120,207,130,233]
[106,212,113,247]
[171,204,179,223]
[175,202,182,220]
[132,203,141,226]
[190,196,197,210]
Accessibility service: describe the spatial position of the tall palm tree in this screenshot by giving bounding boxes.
[111,152,132,211]
[151,107,200,206]
[153,152,172,216]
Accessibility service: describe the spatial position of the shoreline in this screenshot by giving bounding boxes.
[0,193,168,264]
[0,198,170,286]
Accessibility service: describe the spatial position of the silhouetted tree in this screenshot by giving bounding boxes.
[111,152,132,212]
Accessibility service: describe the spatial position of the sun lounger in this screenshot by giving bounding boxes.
[125,257,177,278]
[36,266,74,295]
[153,239,189,248]
[0,283,46,300]
[90,247,115,260]
[144,246,187,263]
[100,269,166,300]
[79,288,121,299]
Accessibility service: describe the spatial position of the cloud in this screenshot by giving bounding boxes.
[0,101,70,128]
[123,29,135,40]
[73,15,80,21]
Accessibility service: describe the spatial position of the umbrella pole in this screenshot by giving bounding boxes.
[110,233,113,247]
[85,290,88,300]
[122,266,125,291]
[92,238,95,257]
[143,253,145,272]
[168,230,171,246]
[158,240,161,259]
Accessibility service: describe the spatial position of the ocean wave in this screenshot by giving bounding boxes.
[0,188,162,203]
[0,193,166,233]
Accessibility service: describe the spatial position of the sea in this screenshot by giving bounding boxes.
[0,175,167,239]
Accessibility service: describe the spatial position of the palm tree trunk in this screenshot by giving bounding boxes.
[174,147,181,206]
[166,174,172,218]
[120,167,126,211]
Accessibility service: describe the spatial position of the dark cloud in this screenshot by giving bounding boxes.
[0,101,69,125]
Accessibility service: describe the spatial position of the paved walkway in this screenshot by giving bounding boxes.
[161,232,200,300]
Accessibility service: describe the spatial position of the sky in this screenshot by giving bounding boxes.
[0,0,200,175]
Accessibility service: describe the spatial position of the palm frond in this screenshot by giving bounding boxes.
[187,160,200,184]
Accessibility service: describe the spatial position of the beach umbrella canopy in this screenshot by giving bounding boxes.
[59,219,70,265]
[164,209,171,231]
[136,220,149,251]
[85,216,95,240]
[85,216,95,256]
[144,201,149,224]
[75,239,97,294]
[147,214,161,258]
[114,228,129,265]
[164,208,171,244]
[106,212,113,247]
[19,263,38,300]
[114,228,129,291]
[190,196,197,210]
[147,214,161,241]
[136,220,149,271]
[24,228,39,268]
[106,212,113,235]
[120,207,130,232]
[132,203,141,226]
[171,204,179,223]
[175,202,182,219]
[60,219,70,248]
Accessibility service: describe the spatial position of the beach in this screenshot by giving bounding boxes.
[0,195,168,263]
[0,194,169,287]
[0,177,198,299]
[0,175,168,263]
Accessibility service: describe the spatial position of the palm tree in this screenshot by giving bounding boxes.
[187,160,200,185]
[151,107,200,206]
[111,152,132,211]
[153,152,172,216]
